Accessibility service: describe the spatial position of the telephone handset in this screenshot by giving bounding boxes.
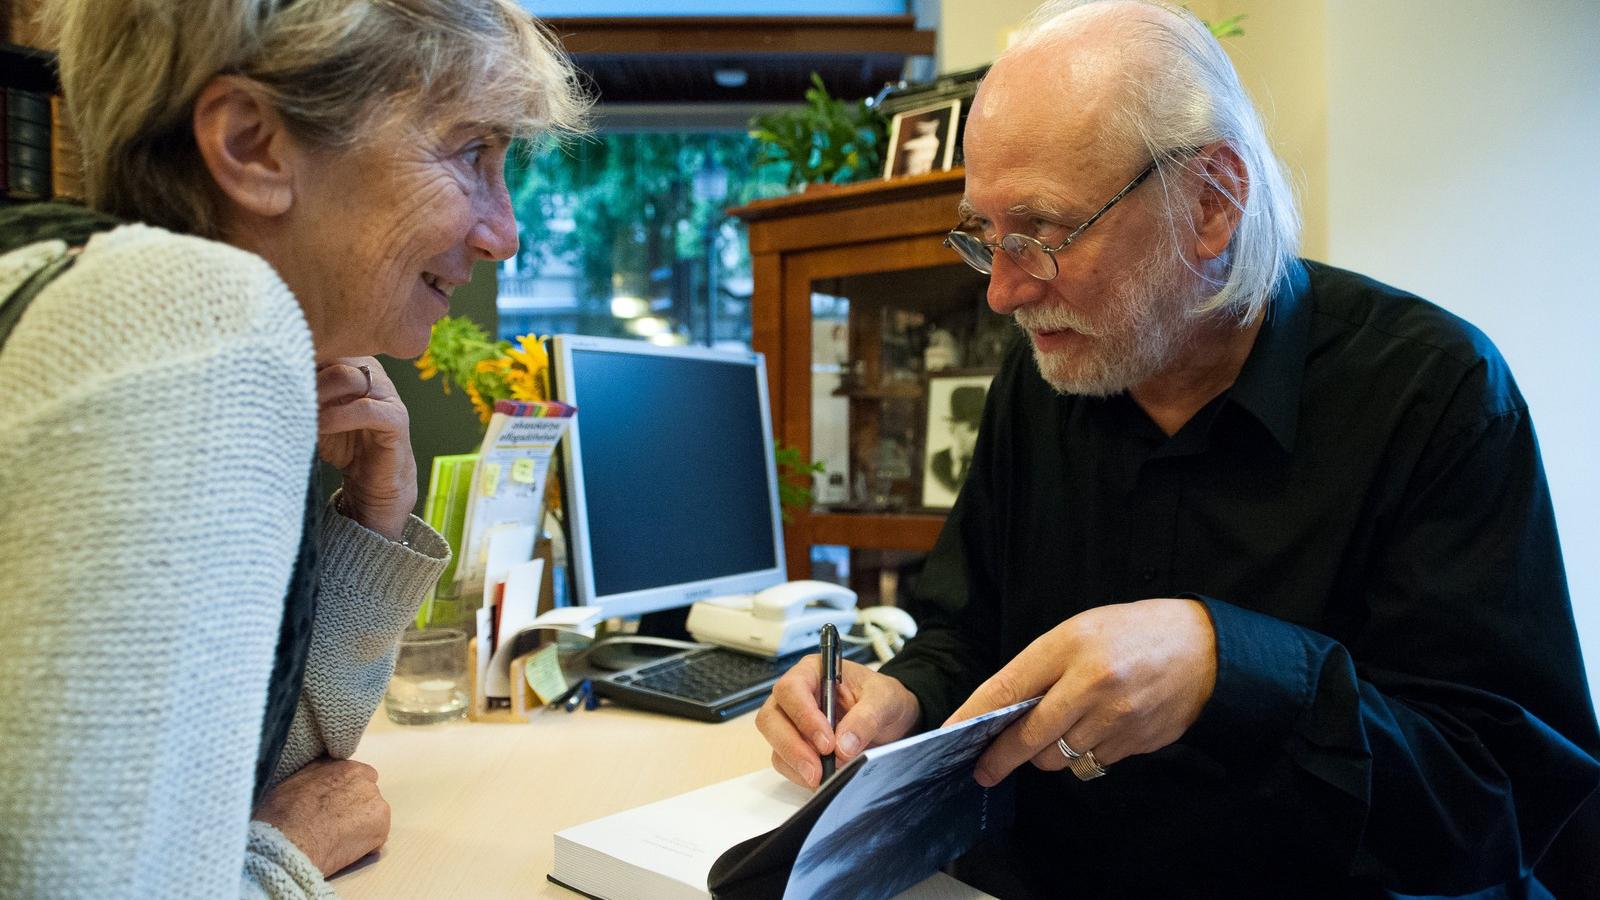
[686,580,858,657]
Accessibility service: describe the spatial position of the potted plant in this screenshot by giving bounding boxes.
[748,73,887,191]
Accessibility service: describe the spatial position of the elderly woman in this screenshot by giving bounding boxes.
[0,1,584,896]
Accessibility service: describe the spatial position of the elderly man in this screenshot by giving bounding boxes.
[756,1,1600,896]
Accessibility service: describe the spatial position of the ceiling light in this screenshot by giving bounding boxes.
[627,316,669,337]
[610,295,648,318]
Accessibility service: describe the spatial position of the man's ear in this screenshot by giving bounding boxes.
[1191,142,1249,262]
[192,75,296,219]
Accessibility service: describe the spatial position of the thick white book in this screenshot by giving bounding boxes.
[548,699,1037,900]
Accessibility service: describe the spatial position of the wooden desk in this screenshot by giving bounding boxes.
[334,705,773,899]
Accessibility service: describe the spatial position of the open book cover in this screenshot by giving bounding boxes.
[549,698,1037,900]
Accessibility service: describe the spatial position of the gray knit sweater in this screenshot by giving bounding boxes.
[0,223,450,898]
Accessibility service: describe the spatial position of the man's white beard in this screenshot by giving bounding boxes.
[1015,239,1198,397]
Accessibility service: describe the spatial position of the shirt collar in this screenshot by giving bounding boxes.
[1225,259,1313,453]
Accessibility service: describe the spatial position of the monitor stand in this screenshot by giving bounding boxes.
[636,605,692,641]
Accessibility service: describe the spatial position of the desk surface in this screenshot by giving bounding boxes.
[334,704,773,899]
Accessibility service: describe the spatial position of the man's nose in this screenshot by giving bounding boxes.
[986,250,1045,317]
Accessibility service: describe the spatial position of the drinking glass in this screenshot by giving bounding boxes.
[383,627,469,725]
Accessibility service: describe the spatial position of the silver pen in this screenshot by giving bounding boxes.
[820,623,840,780]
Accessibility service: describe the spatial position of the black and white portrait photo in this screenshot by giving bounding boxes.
[883,99,961,180]
[922,373,992,509]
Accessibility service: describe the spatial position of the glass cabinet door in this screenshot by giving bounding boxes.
[809,263,1005,515]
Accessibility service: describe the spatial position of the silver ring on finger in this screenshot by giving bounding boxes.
[1067,748,1108,781]
[358,364,372,398]
[1056,737,1081,760]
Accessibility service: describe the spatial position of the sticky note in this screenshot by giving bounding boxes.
[480,463,501,497]
[511,458,536,484]
[524,644,570,704]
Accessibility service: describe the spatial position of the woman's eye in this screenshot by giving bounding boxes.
[460,145,486,168]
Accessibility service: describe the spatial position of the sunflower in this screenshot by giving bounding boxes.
[505,334,551,402]
[416,348,440,385]
[465,383,492,424]
[420,317,556,425]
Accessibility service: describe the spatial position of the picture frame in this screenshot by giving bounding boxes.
[883,99,962,180]
[921,371,995,509]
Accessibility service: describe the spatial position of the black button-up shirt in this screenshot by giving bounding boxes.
[881,260,1600,898]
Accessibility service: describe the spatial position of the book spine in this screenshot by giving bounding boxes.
[5,87,52,200]
[0,89,8,196]
[49,94,82,200]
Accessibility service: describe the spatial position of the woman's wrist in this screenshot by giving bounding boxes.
[333,490,411,544]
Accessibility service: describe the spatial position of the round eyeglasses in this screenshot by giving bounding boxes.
[943,160,1159,281]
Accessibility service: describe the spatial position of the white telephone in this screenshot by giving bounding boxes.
[686,580,859,657]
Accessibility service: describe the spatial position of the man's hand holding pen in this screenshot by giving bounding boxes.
[755,650,921,790]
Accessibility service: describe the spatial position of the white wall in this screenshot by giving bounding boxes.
[1209,0,1329,260]
[1324,0,1600,701]
[937,0,1050,73]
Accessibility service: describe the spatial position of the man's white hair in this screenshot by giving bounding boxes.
[1013,0,1301,319]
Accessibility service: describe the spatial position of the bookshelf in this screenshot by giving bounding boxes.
[2,39,83,203]
[731,170,1003,599]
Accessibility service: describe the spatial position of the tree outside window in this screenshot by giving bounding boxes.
[500,132,789,349]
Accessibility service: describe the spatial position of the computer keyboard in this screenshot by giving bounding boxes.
[593,642,874,723]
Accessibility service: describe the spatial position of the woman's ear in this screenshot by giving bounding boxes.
[191,75,296,218]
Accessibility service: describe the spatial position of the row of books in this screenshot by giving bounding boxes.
[2,87,82,202]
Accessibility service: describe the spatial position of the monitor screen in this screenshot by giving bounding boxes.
[551,335,787,619]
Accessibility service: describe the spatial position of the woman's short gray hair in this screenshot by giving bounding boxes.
[45,0,590,238]
[1015,0,1301,319]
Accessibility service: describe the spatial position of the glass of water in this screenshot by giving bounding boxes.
[384,627,469,725]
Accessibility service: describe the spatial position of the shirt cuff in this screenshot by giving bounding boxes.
[1183,594,1320,768]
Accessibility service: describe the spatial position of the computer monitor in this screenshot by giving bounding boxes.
[551,335,788,620]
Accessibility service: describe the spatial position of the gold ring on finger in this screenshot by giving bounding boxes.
[1068,748,1108,781]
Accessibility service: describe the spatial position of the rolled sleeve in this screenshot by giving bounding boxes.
[1183,593,1321,764]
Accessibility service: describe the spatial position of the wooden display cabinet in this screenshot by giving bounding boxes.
[732,169,1008,587]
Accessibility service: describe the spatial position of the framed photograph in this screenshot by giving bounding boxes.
[883,99,962,180]
[921,372,995,509]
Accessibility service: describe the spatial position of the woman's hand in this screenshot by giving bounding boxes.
[317,358,417,541]
[254,758,391,876]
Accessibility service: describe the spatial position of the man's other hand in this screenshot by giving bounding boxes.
[756,657,920,788]
[253,758,391,876]
[946,598,1218,787]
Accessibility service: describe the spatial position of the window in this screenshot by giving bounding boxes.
[500,132,788,350]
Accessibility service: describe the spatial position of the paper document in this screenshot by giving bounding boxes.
[454,399,575,598]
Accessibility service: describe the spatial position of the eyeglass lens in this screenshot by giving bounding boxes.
[947,231,1057,280]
